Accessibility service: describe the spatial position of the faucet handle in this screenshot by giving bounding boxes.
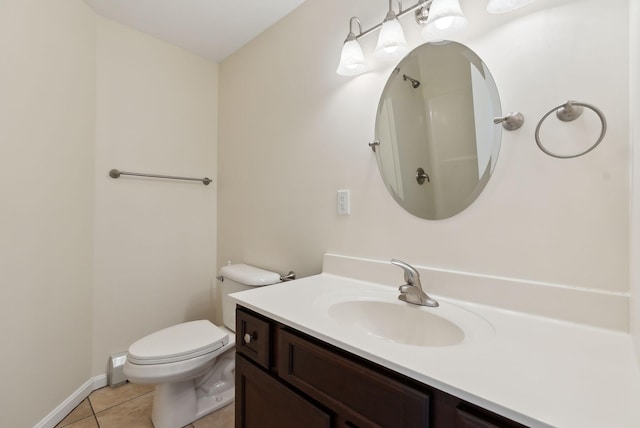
[391,259,420,284]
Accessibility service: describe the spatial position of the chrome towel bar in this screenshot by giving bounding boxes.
[109,169,212,185]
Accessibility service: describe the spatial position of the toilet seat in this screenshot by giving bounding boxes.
[128,320,229,365]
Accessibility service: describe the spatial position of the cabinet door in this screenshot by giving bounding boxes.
[455,408,526,428]
[236,354,332,428]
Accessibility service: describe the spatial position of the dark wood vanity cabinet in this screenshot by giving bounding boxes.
[235,306,528,428]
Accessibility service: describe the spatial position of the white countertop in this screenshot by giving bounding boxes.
[231,273,640,428]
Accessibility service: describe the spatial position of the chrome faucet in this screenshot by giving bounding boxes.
[391,259,439,307]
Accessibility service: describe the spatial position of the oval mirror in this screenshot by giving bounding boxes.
[374,41,502,220]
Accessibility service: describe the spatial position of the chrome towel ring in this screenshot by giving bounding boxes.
[534,100,607,159]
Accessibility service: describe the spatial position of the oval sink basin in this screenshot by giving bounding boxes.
[328,300,465,347]
[315,289,494,347]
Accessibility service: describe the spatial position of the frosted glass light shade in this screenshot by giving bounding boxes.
[374,17,409,61]
[336,38,366,76]
[486,0,537,14]
[421,0,467,39]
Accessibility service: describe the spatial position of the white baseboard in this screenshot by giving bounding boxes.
[34,374,107,428]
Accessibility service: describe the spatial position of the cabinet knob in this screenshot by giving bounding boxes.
[244,332,254,344]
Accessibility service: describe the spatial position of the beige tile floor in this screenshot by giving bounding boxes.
[54,382,234,428]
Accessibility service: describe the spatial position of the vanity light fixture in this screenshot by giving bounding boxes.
[374,1,409,60]
[336,0,538,77]
[420,0,467,39]
[336,17,367,76]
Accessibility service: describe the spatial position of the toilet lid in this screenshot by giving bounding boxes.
[128,320,229,365]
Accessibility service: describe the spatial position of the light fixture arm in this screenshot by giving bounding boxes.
[345,17,363,42]
[384,0,403,21]
[352,0,427,41]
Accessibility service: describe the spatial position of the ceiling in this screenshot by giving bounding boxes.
[83,0,308,63]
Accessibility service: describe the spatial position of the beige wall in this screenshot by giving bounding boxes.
[92,17,219,375]
[631,0,640,361]
[0,1,218,424]
[218,0,630,322]
[0,1,96,426]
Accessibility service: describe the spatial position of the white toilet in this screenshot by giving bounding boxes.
[123,263,281,428]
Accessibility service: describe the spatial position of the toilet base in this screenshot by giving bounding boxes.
[149,351,236,428]
[151,383,235,428]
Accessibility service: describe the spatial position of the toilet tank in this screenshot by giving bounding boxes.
[219,263,281,331]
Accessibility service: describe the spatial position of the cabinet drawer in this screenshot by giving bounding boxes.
[278,328,430,428]
[236,308,271,369]
[456,409,501,428]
